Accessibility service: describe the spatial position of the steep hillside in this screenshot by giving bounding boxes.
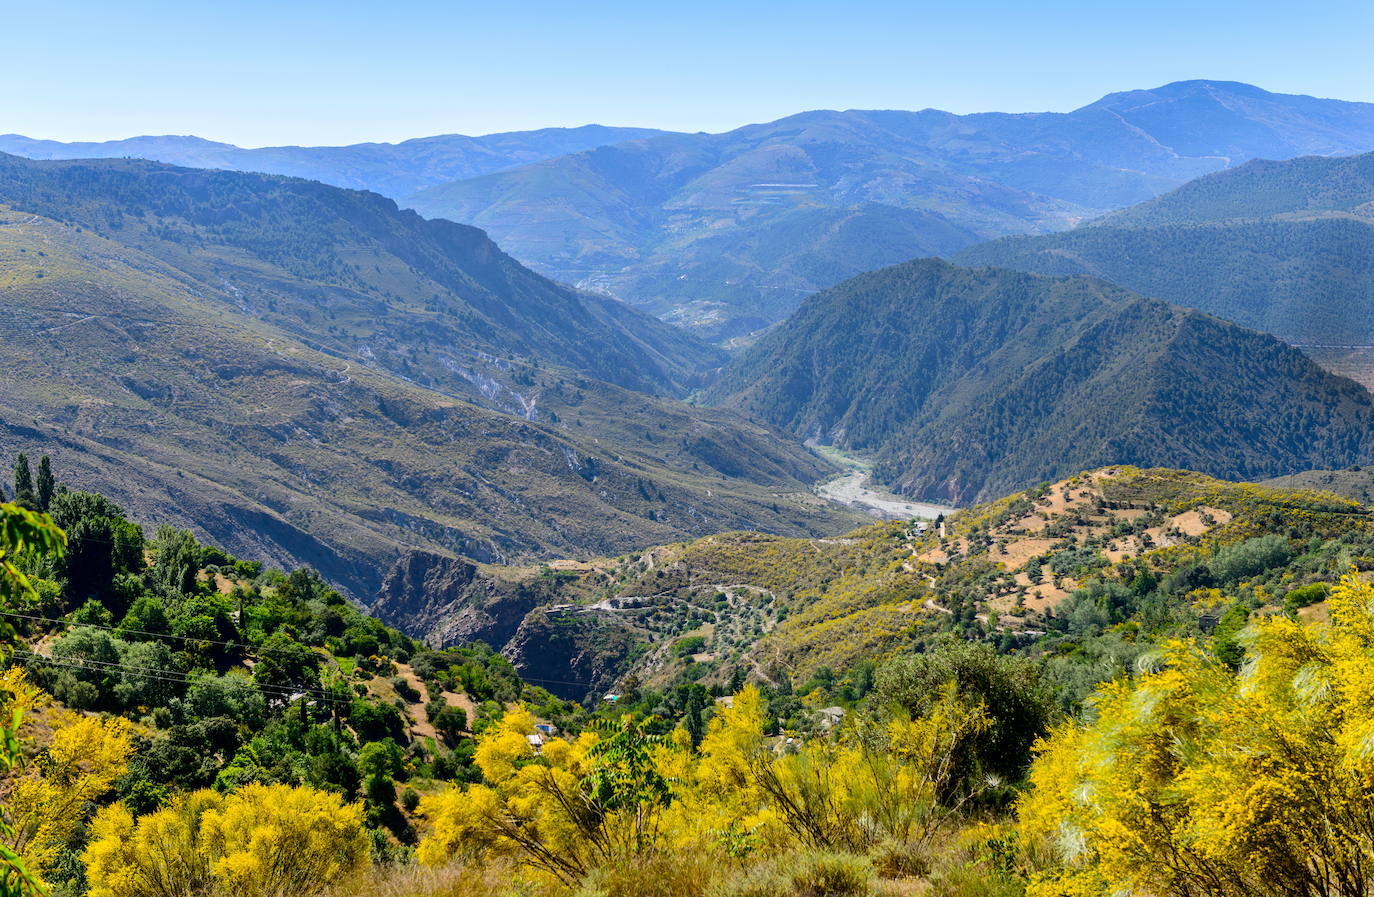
[703,259,1374,504]
[1094,150,1374,226]
[956,152,1374,364]
[0,125,672,197]
[0,164,863,601]
[407,81,1374,338]
[370,467,1374,706]
[0,477,580,885]
[0,152,714,397]
[1262,466,1374,503]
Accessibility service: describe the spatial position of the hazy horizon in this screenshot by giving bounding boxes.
[14,0,1374,147]
[6,78,1372,150]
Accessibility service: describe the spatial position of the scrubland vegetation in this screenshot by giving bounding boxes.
[5,458,1374,895]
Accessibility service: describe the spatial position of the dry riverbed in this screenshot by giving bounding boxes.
[810,444,955,520]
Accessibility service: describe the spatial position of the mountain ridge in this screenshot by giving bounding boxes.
[702,258,1374,503]
[0,124,675,198]
[954,150,1374,380]
[403,80,1374,339]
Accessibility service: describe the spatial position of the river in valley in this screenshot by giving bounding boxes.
[810,445,955,520]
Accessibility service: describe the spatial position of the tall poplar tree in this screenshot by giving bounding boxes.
[34,456,54,511]
[11,455,34,507]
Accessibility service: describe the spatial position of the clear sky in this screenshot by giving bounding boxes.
[10,0,1374,147]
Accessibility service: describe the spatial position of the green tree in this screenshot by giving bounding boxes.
[10,458,33,509]
[32,459,52,514]
[359,738,404,805]
[114,641,179,710]
[585,715,673,855]
[873,641,1057,800]
[117,596,170,642]
[1212,602,1250,667]
[432,706,467,743]
[251,633,320,699]
[150,526,200,597]
[359,738,404,781]
[48,492,144,611]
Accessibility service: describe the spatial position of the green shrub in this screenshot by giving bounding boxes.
[675,635,708,658]
[1283,582,1330,614]
[1209,534,1293,584]
[392,675,422,703]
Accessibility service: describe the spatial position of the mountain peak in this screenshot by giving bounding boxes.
[1079,80,1275,113]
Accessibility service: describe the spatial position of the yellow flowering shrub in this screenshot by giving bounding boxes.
[418,684,990,881]
[1020,572,1374,897]
[84,783,368,897]
[0,665,133,888]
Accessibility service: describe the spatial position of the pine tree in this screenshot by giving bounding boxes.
[34,456,54,512]
[12,455,34,507]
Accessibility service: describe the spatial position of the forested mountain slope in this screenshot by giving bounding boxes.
[956,151,1374,359]
[0,125,673,197]
[703,259,1374,504]
[406,81,1374,339]
[1093,149,1374,226]
[0,471,583,892]
[0,157,862,600]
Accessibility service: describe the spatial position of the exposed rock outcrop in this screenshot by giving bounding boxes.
[370,550,544,649]
[502,609,641,703]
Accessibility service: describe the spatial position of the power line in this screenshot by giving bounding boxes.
[15,651,351,706]
[0,608,342,662]
[0,609,602,690]
[3,611,357,704]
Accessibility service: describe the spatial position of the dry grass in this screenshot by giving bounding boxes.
[330,860,547,897]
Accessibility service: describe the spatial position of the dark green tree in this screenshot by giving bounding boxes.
[49,491,145,611]
[34,456,54,512]
[11,455,34,507]
[873,640,1058,801]
[433,706,467,743]
[684,691,706,747]
[251,632,320,698]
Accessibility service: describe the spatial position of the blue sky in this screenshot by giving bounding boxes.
[11,0,1374,146]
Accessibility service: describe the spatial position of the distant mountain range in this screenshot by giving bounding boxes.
[0,152,861,599]
[956,151,1374,384]
[404,81,1374,339]
[11,82,1374,342]
[704,258,1374,504]
[0,125,672,197]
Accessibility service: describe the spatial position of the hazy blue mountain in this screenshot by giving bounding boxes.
[0,125,673,198]
[704,259,1374,504]
[406,81,1374,339]
[955,151,1374,379]
[1091,150,1374,226]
